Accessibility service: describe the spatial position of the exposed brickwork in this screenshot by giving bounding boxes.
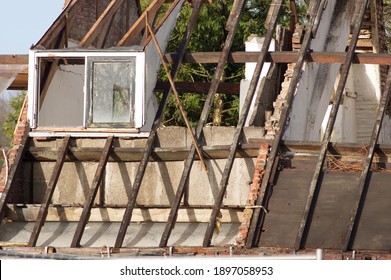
[0,97,29,201]
[241,0,389,247]
[68,0,141,48]
[235,144,270,246]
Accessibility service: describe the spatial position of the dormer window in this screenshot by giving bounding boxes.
[28,49,145,132]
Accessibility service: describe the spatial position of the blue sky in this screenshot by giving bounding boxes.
[0,1,65,54]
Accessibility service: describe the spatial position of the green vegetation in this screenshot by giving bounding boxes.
[2,91,26,145]
[156,0,307,127]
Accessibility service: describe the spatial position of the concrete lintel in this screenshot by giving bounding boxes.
[6,205,243,223]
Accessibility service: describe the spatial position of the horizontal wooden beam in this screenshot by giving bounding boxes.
[6,51,391,91]
[5,51,391,67]
[6,205,243,223]
[154,81,239,94]
[164,51,391,65]
[0,55,28,65]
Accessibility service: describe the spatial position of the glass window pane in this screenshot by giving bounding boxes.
[91,59,136,126]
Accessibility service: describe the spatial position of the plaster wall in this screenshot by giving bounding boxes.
[141,0,185,132]
[38,65,85,127]
[240,37,274,127]
[283,0,353,141]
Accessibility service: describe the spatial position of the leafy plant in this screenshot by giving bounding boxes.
[158,0,307,127]
[2,92,26,145]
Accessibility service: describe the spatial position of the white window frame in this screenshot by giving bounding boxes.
[28,49,145,130]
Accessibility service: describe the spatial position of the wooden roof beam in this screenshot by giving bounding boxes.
[35,0,82,49]
[6,51,391,91]
[79,0,125,48]
[117,0,166,46]
[6,51,391,66]
[0,55,28,65]
[164,51,391,65]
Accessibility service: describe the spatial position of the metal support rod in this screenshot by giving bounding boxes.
[71,136,114,248]
[342,69,391,252]
[245,0,327,249]
[28,136,71,247]
[294,0,369,251]
[159,0,247,248]
[145,20,208,172]
[114,0,203,249]
[202,0,284,247]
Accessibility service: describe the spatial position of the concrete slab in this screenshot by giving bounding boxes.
[0,222,239,248]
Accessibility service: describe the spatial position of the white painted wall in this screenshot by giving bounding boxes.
[38,64,85,127]
[240,36,274,127]
[142,0,185,132]
[284,0,353,141]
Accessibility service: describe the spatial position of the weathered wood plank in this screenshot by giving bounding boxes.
[114,0,204,249]
[25,140,391,163]
[154,81,240,94]
[203,0,284,247]
[0,55,28,64]
[246,0,328,249]
[28,136,71,247]
[294,0,369,251]
[79,0,124,47]
[36,0,81,48]
[164,51,391,65]
[117,0,166,46]
[342,47,391,252]
[71,136,113,247]
[159,0,247,248]
[0,125,30,224]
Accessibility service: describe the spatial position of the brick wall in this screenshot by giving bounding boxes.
[68,0,141,47]
[0,97,29,202]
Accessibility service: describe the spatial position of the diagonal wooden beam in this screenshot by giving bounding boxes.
[142,0,183,47]
[117,0,166,46]
[79,0,125,48]
[341,68,391,252]
[294,0,370,251]
[28,136,71,247]
[0,125,30,225]
[36,0,81,48]
[159,0,247,248]
[245,0,328,249]
[202,0,284,247]
[95,13,116,49]
[114,0,203,249]
[71,136,113,248]
[39,31,67,107]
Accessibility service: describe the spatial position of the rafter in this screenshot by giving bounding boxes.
[36,0,81,49]
[79,0,125,48]
[117,0,166,46]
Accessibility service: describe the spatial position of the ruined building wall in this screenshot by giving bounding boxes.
[67,0,141,47]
